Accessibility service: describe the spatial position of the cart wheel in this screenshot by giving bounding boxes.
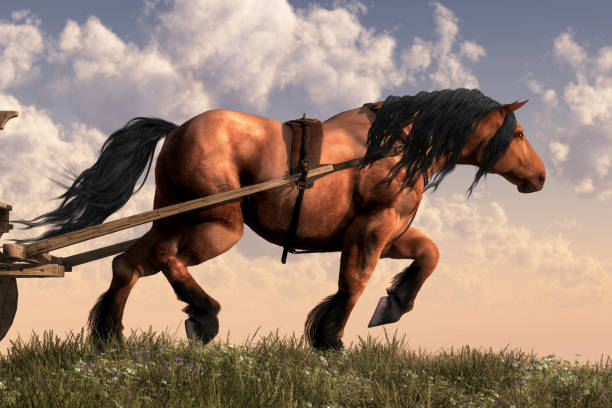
[0,277,18,341]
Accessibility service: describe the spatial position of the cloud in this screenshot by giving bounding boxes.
[401,2,485,89]
[549,140,569,164]
[553,31,587,69]
[525,77,558,107]
[414,194,611,306]
[48,16,211,129]
[3,1,489,130]
[529,29,612,199]
[0,17,44,91]
[154,0,405,114]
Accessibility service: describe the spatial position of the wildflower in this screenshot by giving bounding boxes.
[176,358,184,365]
[188,363,195,371]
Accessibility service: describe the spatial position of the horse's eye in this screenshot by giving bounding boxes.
[515,132,524,139]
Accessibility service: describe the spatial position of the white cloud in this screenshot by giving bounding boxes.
[155,0,404,113]
[549,140,569,164]
[460,40,486,62]
[11,10,31,22]
[574,177,594,194]
[553,31,587,69]
[0,93,105,221]
[595,154,611,177]
[597,46,612,72]
[530,30,612,199]
[415,194,611,305]
[401,2,485,89]
[563,73,612,125]
[0,19,44,91]
[47,16,211,128]
[526,78,559,107]
[402,38,432,72]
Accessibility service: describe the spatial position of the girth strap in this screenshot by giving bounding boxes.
[281,116,323,264]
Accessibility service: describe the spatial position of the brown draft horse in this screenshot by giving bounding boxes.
[20,89,545,349]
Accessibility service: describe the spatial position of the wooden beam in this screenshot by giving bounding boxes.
[24,164,334,257]
[0,111,18,130]
[62,238,138,269]
[0,264,64,277]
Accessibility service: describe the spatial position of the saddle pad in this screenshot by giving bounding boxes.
[285,117,323,174]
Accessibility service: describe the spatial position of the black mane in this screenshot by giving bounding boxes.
[361,88,516,195]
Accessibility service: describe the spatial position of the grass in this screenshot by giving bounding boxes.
[0,328,610,407]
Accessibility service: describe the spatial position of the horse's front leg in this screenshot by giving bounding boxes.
[368,227,439,327]
[304,209,396,350]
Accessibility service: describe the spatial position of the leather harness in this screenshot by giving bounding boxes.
[281,115,323,263]
[280,103,417,263]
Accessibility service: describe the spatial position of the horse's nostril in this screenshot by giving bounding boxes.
[539,174,546,186]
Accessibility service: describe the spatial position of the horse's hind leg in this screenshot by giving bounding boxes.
[155,203,243,344]
[88,230,160,342]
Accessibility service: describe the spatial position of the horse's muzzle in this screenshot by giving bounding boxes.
[518,173,545,193]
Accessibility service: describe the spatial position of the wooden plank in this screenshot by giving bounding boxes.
[62,238,139,269]
[0,202,11,211]
[0,264,64,277]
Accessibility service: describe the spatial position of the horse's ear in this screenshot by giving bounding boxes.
[502,100,528,114]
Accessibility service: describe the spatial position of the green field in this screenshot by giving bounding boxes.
[0,329,610,407]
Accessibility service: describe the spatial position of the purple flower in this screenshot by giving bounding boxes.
[176,358,184,365]
[134,352,141,360]
[151,393,158,399]
[188,363,195,371]
[86,363,93,370]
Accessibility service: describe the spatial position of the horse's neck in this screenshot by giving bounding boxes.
[323,106,377,141]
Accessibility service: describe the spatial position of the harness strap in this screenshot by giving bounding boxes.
[281,117,317,264]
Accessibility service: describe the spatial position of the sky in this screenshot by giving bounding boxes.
[0,0,611,362]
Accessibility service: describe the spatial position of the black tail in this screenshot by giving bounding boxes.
[16,117,178,242]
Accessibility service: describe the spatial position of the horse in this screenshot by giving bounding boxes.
[19,88,546,350]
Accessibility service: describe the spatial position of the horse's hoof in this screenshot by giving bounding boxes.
[313,338,343,350]
[184,315,219,344]
[368,295,404,327]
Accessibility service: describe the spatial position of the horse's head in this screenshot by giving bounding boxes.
[460,100,546,193]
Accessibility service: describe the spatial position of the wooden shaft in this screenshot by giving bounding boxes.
[24,164,333,257]
[61,238,139,268]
